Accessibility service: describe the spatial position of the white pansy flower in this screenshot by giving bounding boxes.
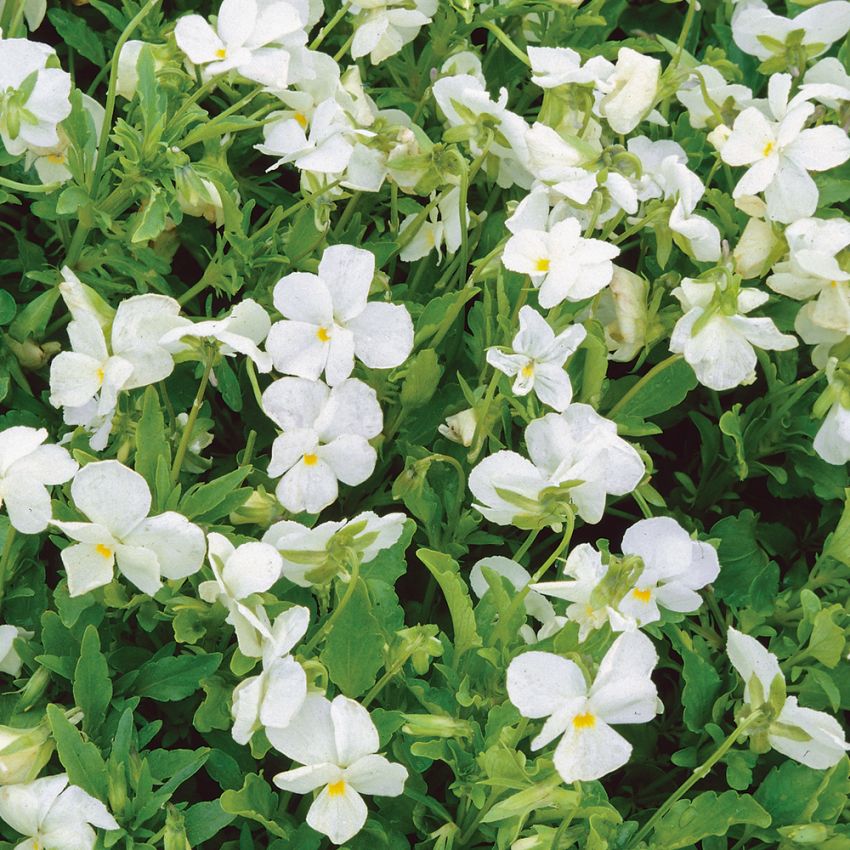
[0,773,118,850]
[676,65,753,130]
[813,358,850,465]
[486,306,586,412]
[399,187,467,263]
[265,244,413,385]
[53,461,206,598]
[231,605,310,745]
[616,517,720,627]
[438,408,477,447]
[350,0,438,64]
[670,276,797,391]
[0,0,47,31]
[174,0,307,89]
[599,48,660,134]
[0,426,77,534]
[271,694,408,845]
[261,377,383,514]
[727,628,850,769]
[506,632,660,783]
[0,625,33,677]
[0,39,71,156]
[720,74,850,223]
[502,216,619,309]
[592,265,649,362]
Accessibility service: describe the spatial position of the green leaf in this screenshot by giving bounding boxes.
[73,625,112,736]
[321,578,385,698]
[46,703,108,801]
[178,467,251,521]
[135,386,171,492]
[132,189,169,243]
[8,287,59,342]
[710,510,770,607]
[807,608,845,669]
[220,774,290,838]
[755,760,849,828]
[610,355,698,420]
[184,800,235,845]
[650,790,771,849]
[417,549,482,660]
[132,652,222,702]
[46,8,106,65]
[0,290,16,325]
[361,519,416,585]
[680,638,722,734]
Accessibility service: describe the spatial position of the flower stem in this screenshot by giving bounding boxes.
[480,21,530,67]
[302,560,361,656]
[309,1,352,50]
[531,510,575,583]
[0,176,62,194]
[0,526,16,618]
[171,352,214,483]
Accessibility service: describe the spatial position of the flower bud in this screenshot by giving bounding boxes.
[594,265,648,362]
[229,488,283,528]
[734,218,782,279]
[438,408,477,446]
[707,123,732,152]
[401,714,474,738]
[0,625,33,677]
[175,167,225,227]
[0,721,53,784]
[58,266,115,328]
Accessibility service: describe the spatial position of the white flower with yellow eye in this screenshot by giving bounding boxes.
[506,631,660,783]
[266,245,413,385]
[53,461,206,598]
[271,694,408,845]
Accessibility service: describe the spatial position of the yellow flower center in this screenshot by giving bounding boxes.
[520,363,535,379]
[316,326,332,342]
[572,712,596,729]
[830,280,838,288]
[303,453,318,466]
[95,543,113,559]
[762,141,775,157]
[47,153,65,164]
[632,587,652,603]
[534,257,550,273]
[294,112,308,129]
[328,779,346,797]
[96,367,105,383]
[215,48,227,59]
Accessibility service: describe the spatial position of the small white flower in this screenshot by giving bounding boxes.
[486,306,586,412]
[398,187,467,263]
[53,461,206,597]
[438,408,477,447]
[506,632,660,783]
[350,0,438,64]
[0,624,34,677]
[599,47,660,134]
[261,377,383,514]
[0,426,77,534]
[199,532,283,657]
[528,46,611,89]
[670,276,797,391]
[231,606,310,745]
[812,359,850,465]
[800,57,850,108]
[0,773,118,850]
[266,244,413,385]
[271,693,408,845]
[591,265,649,362]
[676,65,754,130]
[727,628,850,769]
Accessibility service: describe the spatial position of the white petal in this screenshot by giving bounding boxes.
[770,697,849,769]
[114,544,162,596]
[506,650,586,719]
[324,327,356,386]
[267,692,338,764]
[70,460,151,538]
[62,543,115,597]
[266,321,329,380]
[273,762,342,794]
[315,378,383,441]
[320,245,375,323]
[259,656,308,729]
[553,718,633,783]
[2,476,52,534]
[318,436,376,486]
[330,696,379,767]
[345,755,407,796]
[347,302,414,371]
[726,628,783,705]
[49,352,103,409]
[222,542,282,599]
[307,783,368,845]
[262,377,329,431]
[124,512,206,580]
[276,460,339,514]
[272,272,334,325]
[175,15,224,63]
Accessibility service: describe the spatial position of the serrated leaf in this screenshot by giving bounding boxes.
[220,774,290,838]
[47,8,105,65]
[46,703,108,801]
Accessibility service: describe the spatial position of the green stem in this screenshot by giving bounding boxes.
[309,1,352,49]
[480,21,530,67]
[467,369,502,463]
[607,354,682,417]
[333,32,355,62]
[0,176,62,194]
[245,359,265,410]
[302,560,361,656]
[513,528,540,563]
[0,527,17,618]
[531,511,575,583]
[171,352,214,483]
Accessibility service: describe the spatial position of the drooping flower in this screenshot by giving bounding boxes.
[0,625,33,677]
[0,773,118,850]
[812,358,850,465]
[53,461,206,597]
[598,47,661,134]
[506,631,660,783]
[0,426,77,534]
[270,694,408,845]
[0,719,53,785]
[486,306,586,412]
[261,377,383,514]
[265,244,413,385]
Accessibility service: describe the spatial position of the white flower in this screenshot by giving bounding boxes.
[438,408,477,447]
[676,65,754,130]
[502,216,619,309]
[0,773,118,850]
[599,48,660,134]
[271,694,408,845]
[734,217,781,279]
[264,511,406,587]
[812,359,850,465]
[524,123,597,206]
[0,0,47,31]
[528,46,611,89]
[231,606,310,745]
[720,74,850,223]
[160,298,273,374]
[800,57,850,108]
[486,306,586,412]
[0,624,33,677]
[615,517,720,627]
[0,426,77,534]
[670,276,797,391]
[174,0,306,89]
[506,632,660,783]
[398,187,467,262]
[727,628,849,769]
[53,461,206,597]
[591,265,649,362]
[0,720,53,784]
[199,532,283,657]
[265,244,413,385]
[350,0,438,64]
[0,39,71,156]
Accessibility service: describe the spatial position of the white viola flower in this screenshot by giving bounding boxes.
[350,0,438,64]
[813,358,850,465]
[0,0,47,31]
[264,511,406,587]
[531,544,626,642]
[591,265,649,363]
[727,628,849,769]
[266,245,412,385]
[670,276,797,391]
[0,39,71,156]
[506,632,660,783]
[616,517,720,627]
[199,532,283,657]
[174,0,306,89]
[438,408,477,447]
[0,426,77,534]
[0,773,118,850]
[720,74,850,224]
[470,556,565,643]
[0,624,34,677]
[486,306,586,412]
[159,298,273,374]
[53,461,206,598]
[795,302,846,370]
[270,694,408,845]
[525,123,597,206]
[528,46,612,89]
[598,48,660,135]
[231,606,310,745]
[261,377,383,514]
[502,216,619,309]
[676,65,754,130]
[732,0,850,64]
[800,57,850,108]
[50,293,186,419]
[399,187,467,263]
[767,217,850,334]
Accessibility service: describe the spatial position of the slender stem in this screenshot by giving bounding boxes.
[607,354,683,417]
[171,352,214,483]
[245,359,265,410]
[531,511,575,583]
[480,21,530,67]
[467,369,502,464]
[309,1,352,50]
[333,32,354,62]
[513,528,540,563]
[302,560,361,656]
[0,527,16,617]
[0,176,62,194]
[672,0,698,70]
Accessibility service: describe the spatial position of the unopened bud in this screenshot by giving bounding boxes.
[0,721,53,784]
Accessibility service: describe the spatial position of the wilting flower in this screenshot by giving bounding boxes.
[0,625,33,677]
